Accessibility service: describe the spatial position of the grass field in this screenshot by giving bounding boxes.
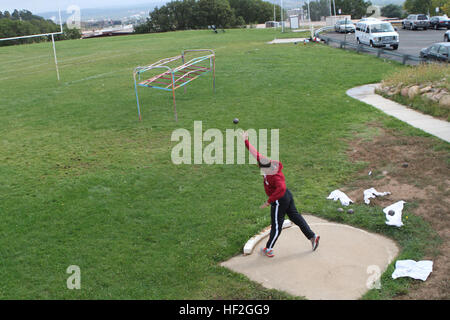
[0,28,444,299]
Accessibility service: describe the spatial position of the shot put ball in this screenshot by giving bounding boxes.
[347,209,354,214]
[233,118,239,124]
[388,210,395,216]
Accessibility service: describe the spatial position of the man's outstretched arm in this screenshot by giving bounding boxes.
[241,131,269,164]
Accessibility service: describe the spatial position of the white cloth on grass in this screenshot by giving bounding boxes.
[383,201,405,227]
[326,190,353,206]
[392,260,433,281]
[364,187,391,204]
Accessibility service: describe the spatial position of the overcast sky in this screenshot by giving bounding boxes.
[0,0,160,13]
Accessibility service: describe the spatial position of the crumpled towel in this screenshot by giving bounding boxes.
[383,201,405,227]
[392,260,433,281]
[364,187,391,204]
[326,190,353,206]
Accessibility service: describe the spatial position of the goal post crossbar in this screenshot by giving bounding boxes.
[0,31,63,42]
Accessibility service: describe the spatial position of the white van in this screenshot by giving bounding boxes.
[355,20,399,50]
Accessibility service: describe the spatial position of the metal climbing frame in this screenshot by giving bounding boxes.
[133,49,216,121]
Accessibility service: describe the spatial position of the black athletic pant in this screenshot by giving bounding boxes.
[266,189,315,250]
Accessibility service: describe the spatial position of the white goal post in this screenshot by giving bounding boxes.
[0,9,64,81]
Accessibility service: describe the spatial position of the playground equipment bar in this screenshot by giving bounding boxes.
[133,49,215,121]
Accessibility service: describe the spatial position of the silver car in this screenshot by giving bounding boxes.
[402,14,429,30]
[335,19,356,33]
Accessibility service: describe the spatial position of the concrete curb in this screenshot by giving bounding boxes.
[346,84,450,143]
[243,219,292,255]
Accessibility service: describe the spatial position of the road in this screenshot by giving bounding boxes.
[323,28,448,63]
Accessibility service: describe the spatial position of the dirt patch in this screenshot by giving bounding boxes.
[343,124,450,300]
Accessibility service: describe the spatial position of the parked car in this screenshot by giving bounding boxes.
[355,20,399,50]
[402,14,429,30]
[335,19,356,33]
[429,16,450,30]
[420,42,450,62]
[445,30,450,42]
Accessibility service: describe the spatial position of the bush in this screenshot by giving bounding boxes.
[378,64,450,120]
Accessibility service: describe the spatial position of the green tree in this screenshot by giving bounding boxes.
[443,3,450,16]
[235,15,246,27]
[431,0,450,16]
[148,6,176,32]
[18,10,35,21]
[229,0,282,24]
[11,9,20,20]
[134,0,281,33]
[255,0,280,23]
[381,4,404,18]
[56,25,82,40]
[229,0,257,23]
[196,0,234,28]
[170,0,197,29]
[303,0,331,22]
[334,0,372,19]
[403,0,433,14]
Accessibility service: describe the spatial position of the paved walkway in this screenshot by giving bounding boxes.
[267,38,308,44]
[347,84,450,143]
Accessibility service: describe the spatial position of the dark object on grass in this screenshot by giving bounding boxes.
[402,162,409,168]
[233,118,239,124]
[347,209,354,214]
[388,210,395,216]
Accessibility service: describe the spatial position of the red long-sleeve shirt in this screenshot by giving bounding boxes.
[245,139,286,204]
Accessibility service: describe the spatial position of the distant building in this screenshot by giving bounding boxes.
[287,8,307,21]
[82,24,134,39]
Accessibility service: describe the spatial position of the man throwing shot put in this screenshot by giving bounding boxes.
[241,131,320,258]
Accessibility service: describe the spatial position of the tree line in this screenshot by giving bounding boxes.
[0,9,81,46]
[135,0,283,33]
[381,0,449,18]
[300,0,371,21]
[403,0,449,16]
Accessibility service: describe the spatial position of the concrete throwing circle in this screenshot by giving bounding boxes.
[221,215,399,300]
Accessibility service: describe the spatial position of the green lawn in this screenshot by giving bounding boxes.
[0,28,443,299]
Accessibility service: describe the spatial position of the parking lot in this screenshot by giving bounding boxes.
[323,28,448,63]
